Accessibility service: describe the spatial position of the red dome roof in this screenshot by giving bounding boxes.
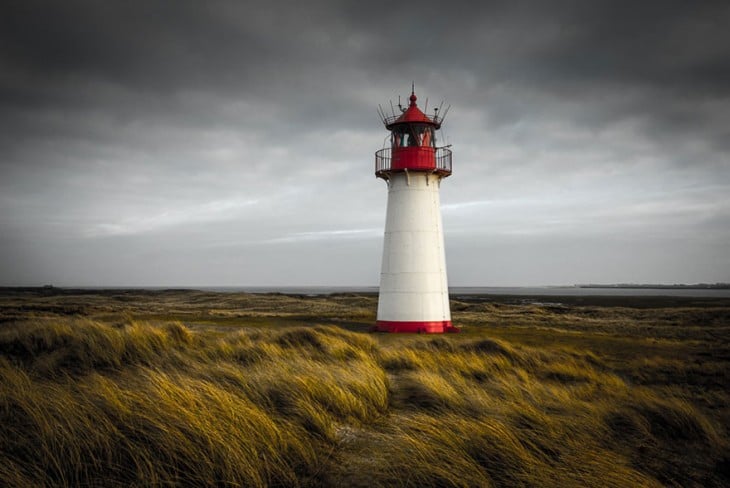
[385,90,441,130]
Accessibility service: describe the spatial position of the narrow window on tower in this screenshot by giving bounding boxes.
[408,126,419,147]
[422,127,434,147]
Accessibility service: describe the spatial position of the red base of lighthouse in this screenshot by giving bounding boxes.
[374,320,460,334]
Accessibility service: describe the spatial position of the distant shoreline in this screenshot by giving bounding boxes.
[3,285,730,298]
[576,283,730,290]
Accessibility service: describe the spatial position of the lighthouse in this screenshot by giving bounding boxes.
[374,87,458,333]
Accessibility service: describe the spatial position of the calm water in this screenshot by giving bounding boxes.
[200,286,730,298]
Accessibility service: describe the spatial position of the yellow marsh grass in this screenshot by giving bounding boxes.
[0,316,727,487]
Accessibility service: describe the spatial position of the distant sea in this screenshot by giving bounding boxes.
[197,286,730,298]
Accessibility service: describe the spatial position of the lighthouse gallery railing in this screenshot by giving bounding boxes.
[375,147,452,177]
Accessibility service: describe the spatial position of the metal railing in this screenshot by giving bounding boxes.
[375,147,452,177]
[435,147,453,174]
[375,147,392,174]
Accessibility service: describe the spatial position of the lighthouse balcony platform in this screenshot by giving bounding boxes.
[375,147,452,179]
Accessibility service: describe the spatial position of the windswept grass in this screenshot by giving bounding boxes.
[0,320,388,486]
[0,289,728,486]
[368,335,726,487]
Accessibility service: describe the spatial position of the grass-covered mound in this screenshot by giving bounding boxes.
[0,290,728,487]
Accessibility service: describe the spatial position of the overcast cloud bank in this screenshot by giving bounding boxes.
[1,1,728,286]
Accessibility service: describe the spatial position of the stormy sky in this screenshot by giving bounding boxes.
[1,0,728,287]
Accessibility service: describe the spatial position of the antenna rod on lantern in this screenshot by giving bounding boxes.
[439,104,451,124]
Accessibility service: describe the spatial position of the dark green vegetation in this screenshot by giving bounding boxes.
[1,288,728,487]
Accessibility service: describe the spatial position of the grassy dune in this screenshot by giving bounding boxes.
[0,289,728,487]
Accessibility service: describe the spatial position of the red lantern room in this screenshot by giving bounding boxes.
[376,87,452,179]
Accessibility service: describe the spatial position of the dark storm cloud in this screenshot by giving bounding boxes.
[1,2,376,104]
[2,0,728,145]
[1,0,728,286]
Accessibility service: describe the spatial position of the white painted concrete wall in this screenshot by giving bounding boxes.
[377,172,451,322]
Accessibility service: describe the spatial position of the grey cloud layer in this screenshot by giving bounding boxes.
[1,0,728,285]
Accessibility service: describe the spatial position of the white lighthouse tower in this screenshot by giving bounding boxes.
[374,88,457,333]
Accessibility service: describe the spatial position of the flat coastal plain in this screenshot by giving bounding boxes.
[1,288,728,487]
